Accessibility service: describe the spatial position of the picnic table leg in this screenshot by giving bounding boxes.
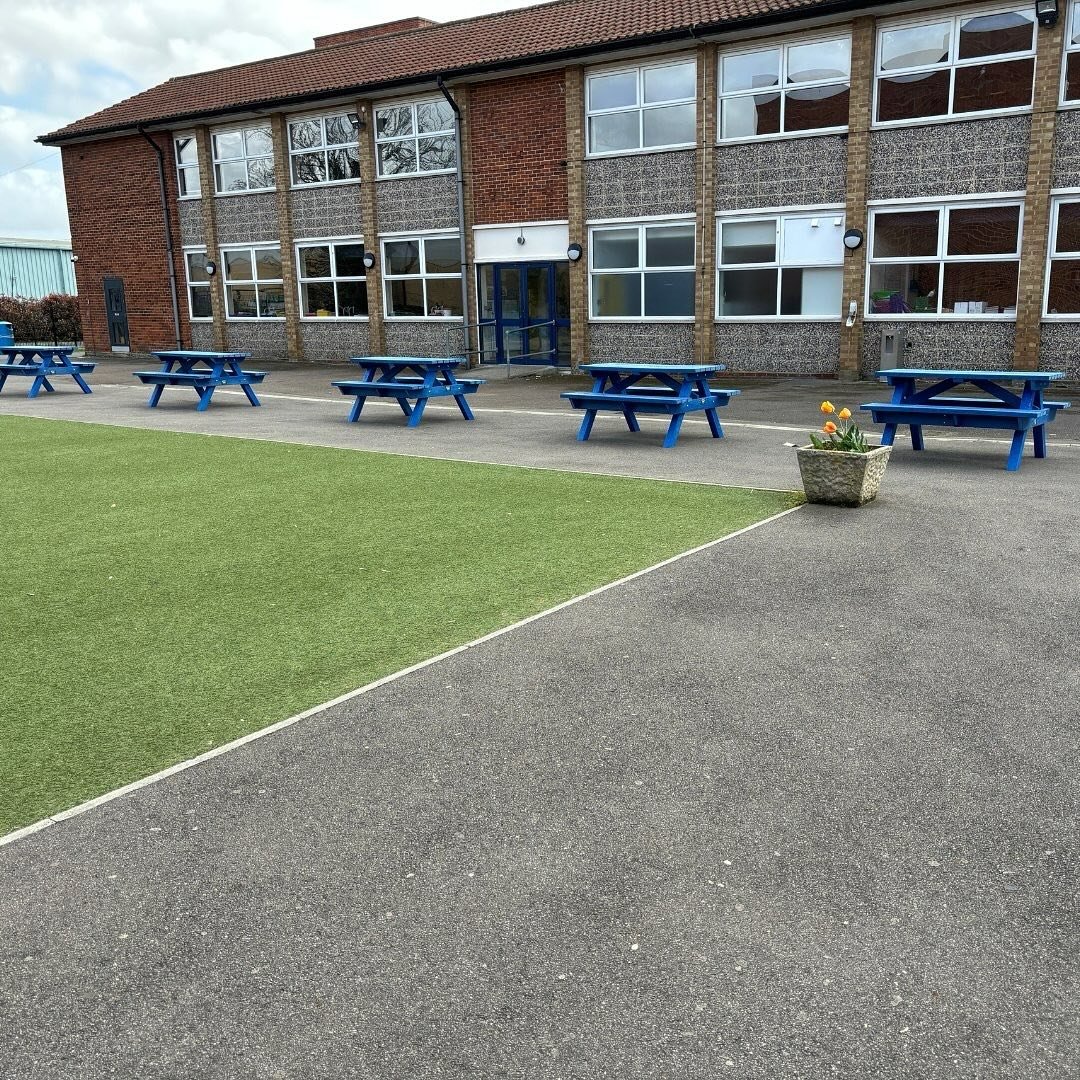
[71,371,93,394]
[147,383,166,408]
[453,393,475,420]
[1006,430,1027,471]
[347,395,366,422]
[705,407,723,439]
[880,423,897,447]
[29,374,55,397]
[397,396,414,418]
[577,409,597,441]
[1033,423,1048,459]
[0,372,6,393]
[195,384,215,412]
[622,408,640,432]
[662,411,686,449]
[406,396,429,428]
[909,425,924,451]
[240,382,261,406]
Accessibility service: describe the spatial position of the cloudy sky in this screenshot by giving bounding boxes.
[0,0,543,240]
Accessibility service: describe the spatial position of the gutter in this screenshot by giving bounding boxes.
[137,127,183,349]
[436,75,472,365]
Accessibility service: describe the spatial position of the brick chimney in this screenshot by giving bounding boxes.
[314,18,438,48]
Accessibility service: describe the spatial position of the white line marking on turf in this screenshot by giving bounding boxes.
[0,504,804,849]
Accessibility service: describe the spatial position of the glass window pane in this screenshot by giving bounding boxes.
[245,126,273,157]
[780,267,842,316]
[644,271,695,316]
[417,99,454,133]
[292,152,326,185]
[386,241,421,276]
[301,281,335,316]
[337,280,368,317]
[212,130,243,159]
[1046,260,1080,313]
[247,157,274,189]
[947,206,1020,256]
[335,244,367,278]
[958,10,1033,60]
[645,225,694,268]
[592,273,641,317]
[868,263,940,313]
[175,136,197,165]
[190,285,212,319]
[226,284,258,317]
[425,277,462,316]
[258,286,286,318]
[299,245,331,279]
[786,85,849,132]
[215,161,247,192]
[186,251,210,283]
[500,268,521,318]
[289,120,321,151]
[717,268,778,316]
[593,228,639,269]
[721,94,781,138]
[328,147,360,181]
[325,113,359,145]
[942,261,1019,313]
[1066,52,1080,102]
[722,50,780,93]
[873,211,939,258]
[178,165,199,197]
[378,141,417,175]
[376,106,413,139]
[389,278,425,316]
[721,220,776,265]
[643,102,696,147]
[876,70,951,122]
[419,136,456,171]
[425,237,460,274]
[255,248,282,281]
[787,39,851,83]
[879,23,951,71]
[588,70,638,111]
[223,249,253,281]
[1056,202,1080,253]
[953,58,1033,113]
[1074,2,1080,46]
[589,111,639,153]
[643,61,696,103]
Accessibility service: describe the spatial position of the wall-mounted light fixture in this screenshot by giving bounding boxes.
[204,259,217,276]
[1036,0,1059,27]
[70,254,79,263]
[843,228,864,251]
[362,250,377,270]
[566,242,583,262]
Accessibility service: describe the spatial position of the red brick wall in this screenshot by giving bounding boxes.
[468,71,568,225]
[62,134,188,354]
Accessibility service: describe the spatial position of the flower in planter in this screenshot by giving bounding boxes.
[808,401,871,453]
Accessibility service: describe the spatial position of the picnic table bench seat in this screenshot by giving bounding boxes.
[0,359,96,374]
[134,369,268,386]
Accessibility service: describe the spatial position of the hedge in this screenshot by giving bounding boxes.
[0,294,82,344]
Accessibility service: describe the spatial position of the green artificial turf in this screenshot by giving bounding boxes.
[0,416,799,833]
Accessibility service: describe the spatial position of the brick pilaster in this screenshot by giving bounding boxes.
[270,114,303,361]
[565,65,588,370]
[695,43,718,365]
[357,100,385,354]
[838,16,875,380]
[195,126,227,351]
[1014,17,1066,371]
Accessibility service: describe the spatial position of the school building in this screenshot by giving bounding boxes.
[37,0,1080,377]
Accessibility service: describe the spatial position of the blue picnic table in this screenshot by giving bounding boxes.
[134,350,267,411]
[862,368,1071,472]
[0,345,95,398]
[561,362,740,449]
[332,357,485,427]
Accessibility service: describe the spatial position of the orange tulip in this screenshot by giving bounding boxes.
[820,401,835,414]
[838,407,852,420]
[823,421,838,434]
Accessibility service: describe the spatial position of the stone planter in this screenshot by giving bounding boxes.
[795,444,892,507]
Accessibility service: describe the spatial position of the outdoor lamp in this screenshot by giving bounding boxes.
[362,250,377,270]
[204,259,217,276]
[566,242,583,262]
[843,228,864,251]
[1036,0,1059,27]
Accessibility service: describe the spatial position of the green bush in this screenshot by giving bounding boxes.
[0,294,81,344]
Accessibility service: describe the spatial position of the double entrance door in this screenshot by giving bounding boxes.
[477,262,570,365]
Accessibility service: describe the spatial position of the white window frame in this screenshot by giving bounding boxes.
[183,247,212,321]
[1043,192,1080,319]
[211,123,275,195]
[220,243,285,321]
[174,133,201,199]
[287,110,361,188]
[373,97,457,179]
[1061,0,1080,106]
[585,56,698,158]
[717,33,851,144]
[873,5,1037,129]
[865,196,1024,320]
[294,236,369,320]
[714,207,845,321]
[381,232,462,320]
[587,216,697,323]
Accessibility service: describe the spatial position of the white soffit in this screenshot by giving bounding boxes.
[473,223,570,263]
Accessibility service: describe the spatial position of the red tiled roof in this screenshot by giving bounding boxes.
[41,0,858,144]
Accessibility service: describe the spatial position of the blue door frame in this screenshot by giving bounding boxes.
[478,262,570,365]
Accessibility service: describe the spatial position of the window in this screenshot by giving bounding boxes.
[586,58,697,155]
[875,7,1036,124]
[867,202,1022,316]
[288,112,360,186]
[589,221,695,319]
[1064,2,1080,103]
[212,124,274,193]
[719,36,850,140]
[716,212,844,318]
[174,134,200,197]
[184,249,212,319]
[382,235,462,317]
[296,240,368,318]
[221,245,285,319]
[375,99,456,177]
[1045,198,1080,315]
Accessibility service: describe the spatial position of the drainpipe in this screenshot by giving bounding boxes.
[436,75,471,362]
[138,126,183,349]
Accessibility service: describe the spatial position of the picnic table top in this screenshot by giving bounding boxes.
[348,356,465,368]
[0,344,76,356]
[876,368,1065,383]
[582,362,727,375]
[150,350,252,360]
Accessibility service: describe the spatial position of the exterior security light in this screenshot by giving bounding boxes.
[1036,0,1059,27]
[843,228,864,251]
[204,259,217,276]
[362,250,376,270]
[566,242,583,262]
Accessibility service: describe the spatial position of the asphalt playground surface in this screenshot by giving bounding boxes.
[1,360,1077,1079]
